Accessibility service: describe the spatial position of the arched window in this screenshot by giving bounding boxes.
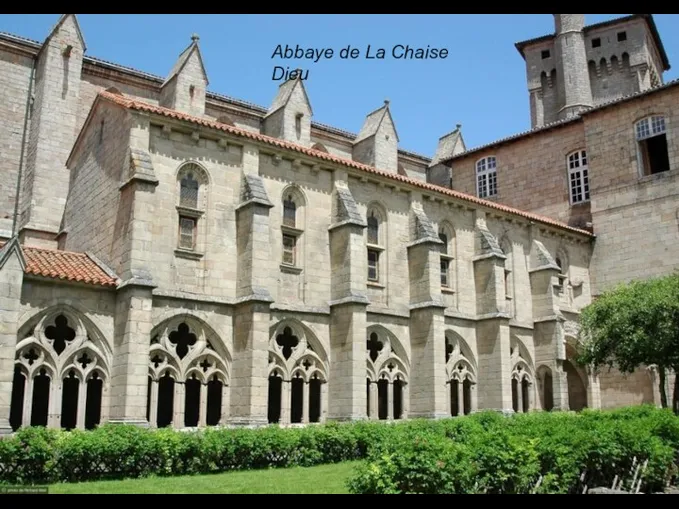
[366,206,386,284]
[445,332,477,417]
[635,115,669,176]
[567,150,590,204]
[501,238,514,317]
[280,187,305,270]
[366,328,409,421]
[476,156,498,199]
[438,223,456,292]
[11,310,110,432]
[148,317,230,429]
[267,321,329,425]
[176,162,208,254]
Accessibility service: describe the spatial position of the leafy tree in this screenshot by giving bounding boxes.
[576,272,679,415]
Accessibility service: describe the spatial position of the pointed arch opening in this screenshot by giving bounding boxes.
[500,236,514,317]
[366,202,387,285]
[267,319,328,425]
[280,185,307,271]
[176,161,210,254]
[366,325,409,421]
[445,331,477,416]
[11,306,111,431]
[438,221,457,293]
[510,337,535,413]
[148,314,230,429]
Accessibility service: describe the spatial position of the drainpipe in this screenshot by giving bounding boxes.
[12,55,36,238]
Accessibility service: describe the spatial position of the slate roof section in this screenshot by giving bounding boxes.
[95,89,594,238]
[0,243,118,287]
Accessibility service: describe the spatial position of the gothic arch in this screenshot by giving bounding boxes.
[445,330,477,416]
[510,336,535,413]
[16,305,112,382]
[149,314,231,384]
[268,319,328,382]
[564,340,588,411]
[366,325,409,421]
[536,364,554,411]
[11,306,112,431]
[366,324,409,383]
[267,319,328,425]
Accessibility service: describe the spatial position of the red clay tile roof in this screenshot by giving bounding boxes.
[0,242,118,288]
[96,90,595,238]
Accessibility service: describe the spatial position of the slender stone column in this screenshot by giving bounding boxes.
[149,380,158,428]
[77,381,87,429]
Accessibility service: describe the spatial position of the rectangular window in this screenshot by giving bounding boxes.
[282,234,296,265]
[477,170,497,198]
[440,258,450,288]
[636,116,670,176]
[592,37,601,48]
[541,50,550,59]
[617,31,627,42]
[178,216,196,250]
[367,249,379,282]
[568,150,590,204]
[476,156,498,199]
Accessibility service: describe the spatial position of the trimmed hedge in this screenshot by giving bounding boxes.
[347,405,679,494]
[0,405,677,493]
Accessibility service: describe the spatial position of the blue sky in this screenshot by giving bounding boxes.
[1,14,677,158]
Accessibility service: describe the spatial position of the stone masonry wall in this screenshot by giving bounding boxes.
[61,102,131,275]
[584,86,679,295]
[0,45,33,238]
[448,121,589,229]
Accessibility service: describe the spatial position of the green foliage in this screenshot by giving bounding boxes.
[0,405,677,494]
[577,272,679,412]
[347,406,679,494]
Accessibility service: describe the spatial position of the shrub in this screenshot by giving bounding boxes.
[0,405,676,492]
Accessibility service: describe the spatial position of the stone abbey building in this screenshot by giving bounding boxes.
[0,14,677,434]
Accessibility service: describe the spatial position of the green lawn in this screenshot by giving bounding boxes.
[46,461,362,494]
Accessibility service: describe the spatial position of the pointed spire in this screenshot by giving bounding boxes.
[43,14,86,52]
[354,100,399,145]
[159,33,209,116]
[353,100,399,172]
[262,76,313,146]
[430,124,466,167]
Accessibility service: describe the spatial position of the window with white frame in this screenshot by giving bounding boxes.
[567,150,590,204]
[635,115,670,176]
[476,156,497,198]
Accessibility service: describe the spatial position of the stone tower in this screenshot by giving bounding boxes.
[19,14,85,247]
[516,14,670,128]
[553,14,593,120]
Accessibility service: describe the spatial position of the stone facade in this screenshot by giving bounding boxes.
[0,14,674,434]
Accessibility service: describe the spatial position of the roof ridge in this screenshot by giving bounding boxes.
[22,244,88,256]
[98,90,594,238]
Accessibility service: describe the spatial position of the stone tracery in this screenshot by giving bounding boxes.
[510,338,535,413]
[147,316,230,429]
[366,326,409,421]
[10,308,110,431]
[267,320,328,425]
[445,332,477,416]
